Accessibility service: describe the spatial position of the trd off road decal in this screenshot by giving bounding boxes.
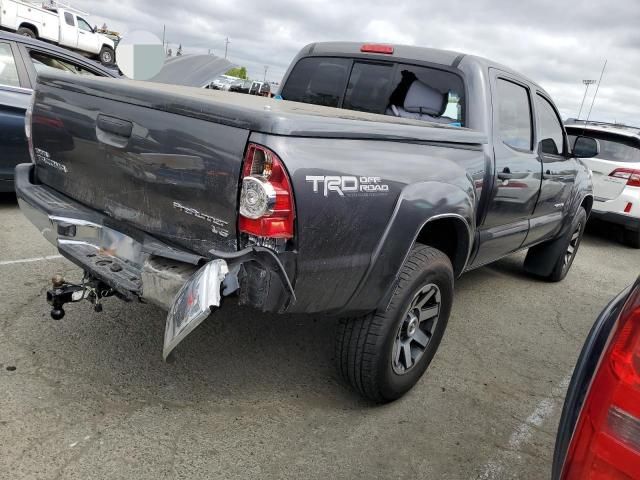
[306,175,389,197]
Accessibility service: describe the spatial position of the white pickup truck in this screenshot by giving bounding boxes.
[0,0,115,65]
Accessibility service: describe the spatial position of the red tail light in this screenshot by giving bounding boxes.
[360,44,394,54]
[562,286,640,479]
[610,168,640,188]
[238,143,294,239]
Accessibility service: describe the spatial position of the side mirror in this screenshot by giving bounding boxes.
[573,136,600,158]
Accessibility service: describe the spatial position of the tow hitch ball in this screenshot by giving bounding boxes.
[46,274,113,320]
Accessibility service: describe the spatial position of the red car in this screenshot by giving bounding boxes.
[553,276,640,479]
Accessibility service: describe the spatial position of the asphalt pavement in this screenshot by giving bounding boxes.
[1,191,638,479]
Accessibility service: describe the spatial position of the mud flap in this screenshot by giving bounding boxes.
[163,259,228,360]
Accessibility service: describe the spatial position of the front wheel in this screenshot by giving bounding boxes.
[99,46,115,66]
[525,207,587,282]
[335,245,454,403]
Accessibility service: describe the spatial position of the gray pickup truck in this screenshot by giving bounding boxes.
[17,42,596,402]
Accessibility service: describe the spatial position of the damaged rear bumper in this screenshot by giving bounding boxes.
[14,164,295,313]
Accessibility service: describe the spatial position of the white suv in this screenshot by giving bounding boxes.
[566,119,640,248]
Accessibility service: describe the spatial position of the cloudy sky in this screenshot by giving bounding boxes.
[75,0,638,125]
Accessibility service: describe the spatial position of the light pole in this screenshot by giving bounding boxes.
[224,37,230,59]
[263,65,268,82]
[577,79,597,120]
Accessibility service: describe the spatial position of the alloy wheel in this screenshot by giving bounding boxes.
[564,222,582,269]
[392,283,441,374]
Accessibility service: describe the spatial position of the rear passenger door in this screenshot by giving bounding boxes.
[0,40,32,188]
[525,93,577,245]
[472,72,541,266]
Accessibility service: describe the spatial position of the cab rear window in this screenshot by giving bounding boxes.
[280,56,465,126]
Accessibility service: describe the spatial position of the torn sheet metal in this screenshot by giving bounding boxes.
[163,259,228,359]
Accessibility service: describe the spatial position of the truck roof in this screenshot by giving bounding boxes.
[296,41,544,91]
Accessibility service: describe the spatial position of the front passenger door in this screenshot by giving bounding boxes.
[525,93,577,245]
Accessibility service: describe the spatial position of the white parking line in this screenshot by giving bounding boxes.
[0,254,62,266]
[476,373,572,479]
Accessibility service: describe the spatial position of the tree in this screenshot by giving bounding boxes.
[225,66,247,79]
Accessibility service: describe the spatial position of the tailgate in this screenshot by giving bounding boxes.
[582,157,639,200]
[31,79,249,256]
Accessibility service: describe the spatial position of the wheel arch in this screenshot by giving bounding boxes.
[340,180,476,314]
[414,214,472,277]
[18,23,38,36]
[581,194,594,217]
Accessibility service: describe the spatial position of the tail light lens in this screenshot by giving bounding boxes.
[238,143,294,239]
[610,168,640,188]
[561,285,640,479]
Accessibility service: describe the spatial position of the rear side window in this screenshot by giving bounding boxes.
[64,12,75,26]
[0,42,21,88]
[29,50,99,76]
[496,79,532,151]
[568,133,640,163]
[281,57,350,108]
[535,94,565,155]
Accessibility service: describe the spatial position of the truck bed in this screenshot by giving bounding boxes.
[37,72,486,144]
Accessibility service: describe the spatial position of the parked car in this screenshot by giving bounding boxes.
[0,0,116,65]
[0,31,116,192]
[249,80,270,96]
[207,74,239,90]
[553,275,640,479]
[228,79,252,94]
[16,41,595,402]
[565,119,640,248]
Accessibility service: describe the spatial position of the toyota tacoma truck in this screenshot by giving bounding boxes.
[16,42,596,402]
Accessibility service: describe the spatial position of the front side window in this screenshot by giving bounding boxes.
[64,12,75,26]
[0,43,20,88]
[77,17,93,32]
[29,50,99,76]
[496,78,532,151]
[280,57,350,108]
[536,94,565,155]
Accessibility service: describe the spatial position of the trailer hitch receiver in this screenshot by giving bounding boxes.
[46,274,113,320]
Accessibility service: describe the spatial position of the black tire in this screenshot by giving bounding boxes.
[99,46,115,66]
[335,245,454,403]
[527,207,587,282]
[624,229,640,249]
[17,27,36,38]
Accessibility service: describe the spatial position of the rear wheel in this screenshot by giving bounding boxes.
[17,27,36,38]
[99,46,115,66]
[335,245,453,403]
[624,229,640,249]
